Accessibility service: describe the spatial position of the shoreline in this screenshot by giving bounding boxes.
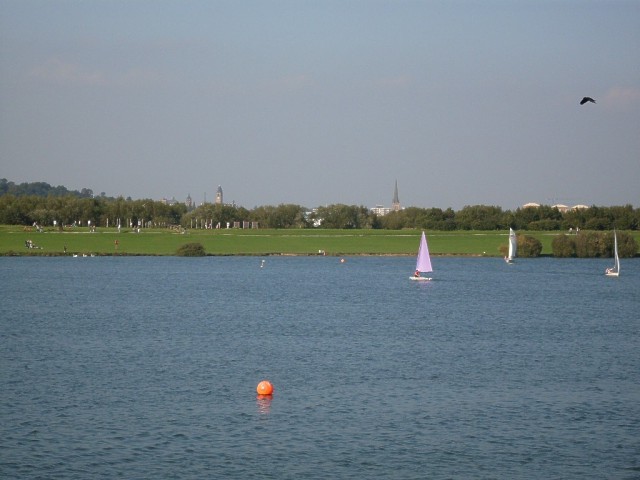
[0,251,582,259]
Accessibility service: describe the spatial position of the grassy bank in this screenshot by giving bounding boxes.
[0,225,603,257]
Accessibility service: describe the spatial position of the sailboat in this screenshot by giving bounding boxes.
[605,230,620,277]
[505,227,517,264]
[410,231,433,281]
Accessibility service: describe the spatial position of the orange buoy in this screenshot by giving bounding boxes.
[256,380,274,396]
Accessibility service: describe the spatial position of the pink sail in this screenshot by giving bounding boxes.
[415,231,433,273]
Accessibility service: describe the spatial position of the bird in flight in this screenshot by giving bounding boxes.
[580,97,596,105]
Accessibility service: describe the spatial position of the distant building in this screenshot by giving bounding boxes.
[161,197,178,206]
[185,194,193,209]
[371,205,392,216]
[303,209,323,227]
[552,204,569,213]
[215,185,223,205]
[523,202,589,211]
[371,181,402,216]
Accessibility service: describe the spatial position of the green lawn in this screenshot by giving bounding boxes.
[1,225,636,256]
[0,225,536,256]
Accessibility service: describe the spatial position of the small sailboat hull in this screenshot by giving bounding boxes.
[409,276,432,281]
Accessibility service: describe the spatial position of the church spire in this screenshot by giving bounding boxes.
[392,180,400,211]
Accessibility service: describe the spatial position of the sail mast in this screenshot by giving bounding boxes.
[614,230,620,273]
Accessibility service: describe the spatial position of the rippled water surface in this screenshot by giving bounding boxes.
[2,256,639,479]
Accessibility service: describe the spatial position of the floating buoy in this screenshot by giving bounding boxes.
[256,380,274,396]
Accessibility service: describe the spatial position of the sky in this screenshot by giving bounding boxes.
[1,0,639,210]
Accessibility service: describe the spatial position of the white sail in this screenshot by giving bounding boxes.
[506,228,517,263]
[605,230,620,277]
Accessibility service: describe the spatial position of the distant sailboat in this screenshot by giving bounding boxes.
[605,230,620,277]
[505,228,517,264]
[410,231,433,281]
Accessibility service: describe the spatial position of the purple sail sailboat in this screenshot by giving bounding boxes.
[410,231,433,281]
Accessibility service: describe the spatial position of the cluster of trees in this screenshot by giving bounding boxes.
[502,235,543,258]
[0,179,638,232]
[506,231,638,258]
[552,231,637,258]
[0,178,96,199]
[176,242,206,257]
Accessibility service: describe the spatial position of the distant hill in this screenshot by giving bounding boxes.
[0,178,95,198]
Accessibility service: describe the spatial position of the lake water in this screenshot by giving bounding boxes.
[1,256,639,479]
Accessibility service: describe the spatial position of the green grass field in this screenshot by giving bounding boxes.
[0,225,603,257]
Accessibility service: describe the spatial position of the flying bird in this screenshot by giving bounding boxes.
[580,97,596,105]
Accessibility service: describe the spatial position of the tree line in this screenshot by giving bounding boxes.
[1,179,638,231]
[508,231,637,258]
[551,231,637,258]
[0,178,96,199]
[378,204,639,231]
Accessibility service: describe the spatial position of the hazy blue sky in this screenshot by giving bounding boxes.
[1,0,639,210]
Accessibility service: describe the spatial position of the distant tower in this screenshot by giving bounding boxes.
[185,193,193,209]
[392,180,401,211]
[215,185,223,205]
